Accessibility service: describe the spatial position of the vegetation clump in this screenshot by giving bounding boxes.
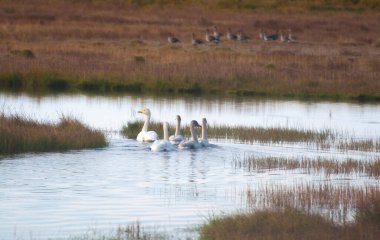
[0,114,107,155]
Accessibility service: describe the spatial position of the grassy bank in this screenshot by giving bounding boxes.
[0,114,107,155]
[121,120,380,151]
[0,1,380,101]
[201,184,380,240]
[236,155,380,177]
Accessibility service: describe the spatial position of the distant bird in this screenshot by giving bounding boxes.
[168,33,180,44]
[259,28,264,40]
[287,29,297,43]
[205,29,219,43]
[279,30,289,43]
[191,33,203,45]
[213,26,223,41]
[136,108,159,142]
[226,28,237,41]
[237,30,250,41]
[263,30,278,41]
[169,115,184,144]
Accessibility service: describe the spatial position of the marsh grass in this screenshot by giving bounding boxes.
[233,155,380,177]
[1,1,380,100]
[0,114,107,155]
[121,120,380,151]
[200,184,380,239]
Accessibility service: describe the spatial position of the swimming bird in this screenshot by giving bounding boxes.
[191,33,203,45]
[199,118,209,147]
[168,33,180,44]
[205,29,219,43]
[237,30,250,41]
[150,122,175,152]
[213,26,223,41]
[169,115,184,144]
[178,120,201,149]
[226,28,237,41]
[136,108,159,142]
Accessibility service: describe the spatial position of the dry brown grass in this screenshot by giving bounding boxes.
[233,155,380,177]
[0,1,380,99]
[0,114,107,154]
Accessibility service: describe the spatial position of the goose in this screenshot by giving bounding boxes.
[259,28,264,40]
[150,122,175,152]
[169,115,184,144]
[178,120,201,149]
[205,29,219,43]
[226,28,237,41]
[168,33,180,44]
[213,26,223,41]
[237,30,250,41]
[287,29,297,43]
[279,30,289,43]
[191,33,203,45]
[136,108,159,142]
[263,30,279,41]
[199,118,209,147]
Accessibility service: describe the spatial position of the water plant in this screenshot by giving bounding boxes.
[0,114,107,155]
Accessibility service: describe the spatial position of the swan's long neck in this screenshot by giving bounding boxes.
[142,114,150,132]
[201,122,207,140]
[175,119,180,136]
[190,123,198,142]
[163,123,169,141]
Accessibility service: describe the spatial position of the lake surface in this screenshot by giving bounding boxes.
[0,93,380,239]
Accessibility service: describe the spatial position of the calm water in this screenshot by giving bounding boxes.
[0,93,380,239]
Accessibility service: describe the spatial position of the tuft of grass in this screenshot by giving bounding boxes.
[201,184,380,240]
[0,114,107,155]
[10,49,35,59]
[233,155,380,177]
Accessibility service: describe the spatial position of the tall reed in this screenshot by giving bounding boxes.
[0,114,107,155]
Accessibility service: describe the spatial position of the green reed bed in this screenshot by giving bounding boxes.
[201,184,380,240]
[233,155,380,177]
[0,114,107,155]
[121,120,380,152]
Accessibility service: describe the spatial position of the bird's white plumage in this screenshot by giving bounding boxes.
[179,120,201,149]
[136,108,159,142]
[150,122,175,152]
[199,117,209,147]
[169,115,184,145]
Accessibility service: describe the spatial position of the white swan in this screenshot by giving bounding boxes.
[169,115,184,145]
[179,120,201,149]
[150,122,175,152]
[199,118,209,147]
[136,108,159,142]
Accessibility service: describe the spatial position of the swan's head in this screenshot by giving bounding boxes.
[138,108,151,117]
[190,120,201,128]
[202,118,207,125]
[176,115,181,122]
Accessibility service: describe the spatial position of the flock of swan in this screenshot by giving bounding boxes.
[136,108,209,152]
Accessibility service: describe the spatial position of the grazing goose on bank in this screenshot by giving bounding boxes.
[150,122,175,152]
[280,30,289,43]
[168,33,180,44]
[226,28,237,41]
[287,29,297,43]
[179,120,201,149]
[191,33,203,45]
[169,115,184,144]
[263,30,279,41]
[213,26,223,41]
[237,30,250,41]
[205,29,219,43]
[199,118,209,147]
[136,108,159,142]
[259,28,264,40]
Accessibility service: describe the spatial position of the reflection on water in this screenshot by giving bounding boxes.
[1,93,380,137]
[0,93,380,239]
